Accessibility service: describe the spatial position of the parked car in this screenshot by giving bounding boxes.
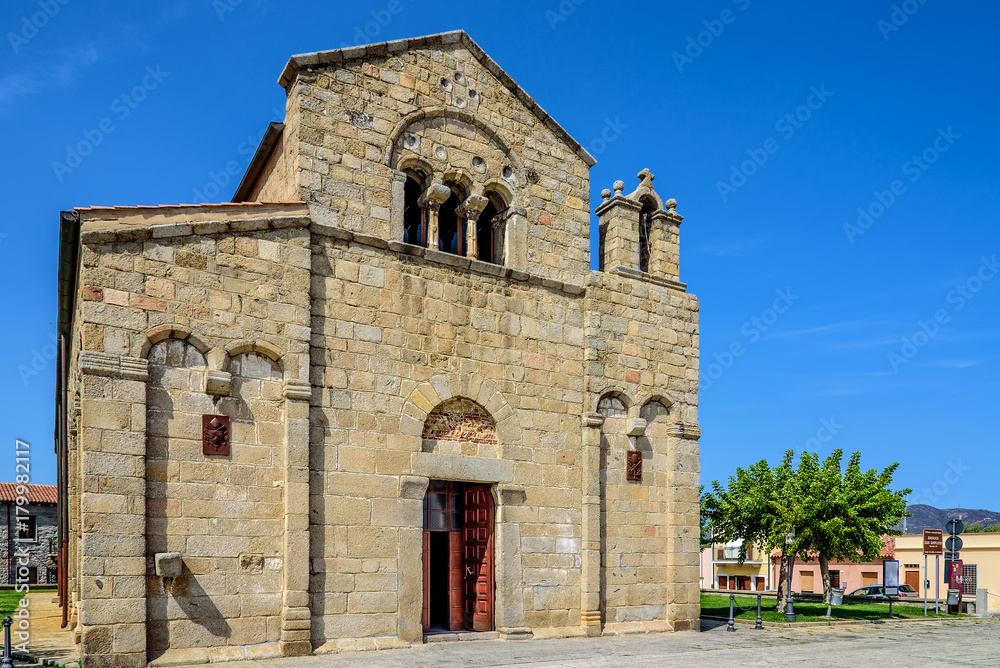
[848,584,919,598]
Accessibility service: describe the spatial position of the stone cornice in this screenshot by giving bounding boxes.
[79,351,149,382]
[672,423,701,440]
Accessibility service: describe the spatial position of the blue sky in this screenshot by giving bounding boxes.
[2,1,997,513]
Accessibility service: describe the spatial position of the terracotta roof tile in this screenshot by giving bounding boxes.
[0,482,57,504]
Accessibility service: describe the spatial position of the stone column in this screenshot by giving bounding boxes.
[280,379,312,656]
[580,412,604,636]
[77,351,148,668]
[458,195,488,260]
[419,184,451,251]
[666,421,701,631]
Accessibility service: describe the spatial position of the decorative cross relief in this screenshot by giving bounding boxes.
[202,415,231,456]
[626,450,642,482]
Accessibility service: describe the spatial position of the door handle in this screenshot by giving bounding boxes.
[466,566,474,576]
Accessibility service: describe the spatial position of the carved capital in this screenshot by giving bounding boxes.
[457,194,488,221]
[418,183,451,210]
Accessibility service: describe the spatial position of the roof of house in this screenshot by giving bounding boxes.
[0,483,57,504]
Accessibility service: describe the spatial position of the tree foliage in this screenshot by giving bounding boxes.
[703,449,911,607]
[965,522,1000,533]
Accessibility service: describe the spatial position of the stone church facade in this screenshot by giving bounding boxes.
[55,31,701,667]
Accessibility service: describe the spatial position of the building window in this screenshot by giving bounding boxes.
[17,516,36,542]
[423,480,463,531]
[403,171,427,246]
[438,185,465,256]
[638,201,653,273]
[477,193,506,265]
[963,564,977,596]
[830,570,841,589]
[598,223,607,272]
[597,394,626,418]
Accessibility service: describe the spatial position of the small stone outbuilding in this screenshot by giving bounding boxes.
[54,30,702,667]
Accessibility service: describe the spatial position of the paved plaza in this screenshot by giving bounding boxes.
[155,618,999,668]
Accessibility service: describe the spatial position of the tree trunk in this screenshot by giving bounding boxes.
[774,552,787,613]
[819,553,831,604]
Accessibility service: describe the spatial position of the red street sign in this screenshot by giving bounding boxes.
[948,560,964,600]
[924,529,943,555]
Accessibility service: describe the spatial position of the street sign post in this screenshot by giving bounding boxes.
[923,529,943,615]
[923,529,943,555]
[945,519,964,535]
[945,536,963,552]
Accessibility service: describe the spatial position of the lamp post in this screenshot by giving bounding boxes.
[784,529,796,622]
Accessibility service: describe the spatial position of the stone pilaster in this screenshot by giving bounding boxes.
[595,182,642,273]
[650,203,682,281]
[77,351,148,668]
[666,421,701,631]
[280,379,313,656]
[495,205,527,271]
[580,412,604,635]
[397,475,428,643]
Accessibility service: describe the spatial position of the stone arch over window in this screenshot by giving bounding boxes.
[385,107,526,191]
[223,340,285,375]
[639,395,672,423]
[139,324,211,360]
[595,390,632,418]
[422,397,499,458]
[401,374,520,458]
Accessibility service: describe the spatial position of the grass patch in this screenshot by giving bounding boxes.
[0,590,27,618]
[701,593,959,623]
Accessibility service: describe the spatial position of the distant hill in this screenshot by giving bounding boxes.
[893,504,1000,534]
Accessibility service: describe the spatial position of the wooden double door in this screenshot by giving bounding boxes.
[421,481,495,632]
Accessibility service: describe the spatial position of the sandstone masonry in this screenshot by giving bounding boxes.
[56,31,701,668]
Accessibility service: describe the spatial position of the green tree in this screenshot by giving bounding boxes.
[704,449,910,609]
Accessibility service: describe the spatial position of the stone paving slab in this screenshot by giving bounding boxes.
[163,618,999,668]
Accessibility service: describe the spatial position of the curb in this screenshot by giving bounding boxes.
[702,614,986,628]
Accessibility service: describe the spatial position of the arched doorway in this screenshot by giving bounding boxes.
[421,480,495,633]
[420,399,498,634]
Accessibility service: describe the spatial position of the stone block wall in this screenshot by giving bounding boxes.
[273,34,594,284]
[0,502,58,585]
